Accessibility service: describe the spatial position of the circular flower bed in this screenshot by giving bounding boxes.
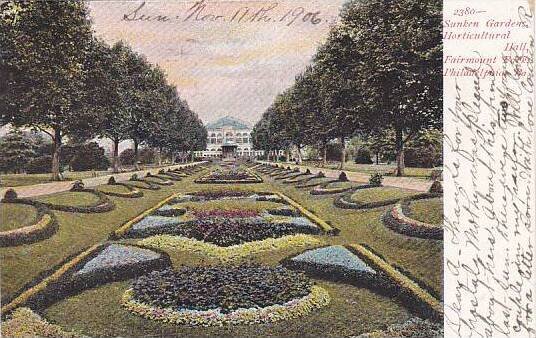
[383,197,443,240]
[122,265,330,326]
[195,168,263,184]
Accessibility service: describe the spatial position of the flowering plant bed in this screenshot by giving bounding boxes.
[128,177,162,190]
[334,186,433,210]
[1,307,80,338]
[383,197,443,240]
[34,189,115,213]
[99,183,143,198]
[281,245,391,293]
[310,181,360,195]
[121,265,330,326]
[124,216,320,245]
[0,200,57,247]
[139,234,324,263]
[195,168,263,184]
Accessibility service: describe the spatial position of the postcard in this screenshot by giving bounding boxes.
[0,0,534,337]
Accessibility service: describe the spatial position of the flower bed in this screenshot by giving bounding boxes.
[35,189,115,213]
[333,186,435,210]
[144,174,174,186]
[357,317,443,337]
[0,200,57,247]
[310,181,359,195]
[128,178,162,190]
[124,216,320,244]
[195,168,263,184]
[295,177,335,189]
[122,265,330,326]
[1,242,171,314]
[99,182,143,198]
[138,234,324,263]
[1,307,80,338]
[346,243,443,320]
[282,246,390,292]
[383,197,443,240]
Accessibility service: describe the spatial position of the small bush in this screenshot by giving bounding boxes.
[338,172,349,182]
[355,148,373,164]
[369,173,383,186]
[3,188,18,201]
[70,180,85,191]
[305,169,311,175]
[146,172,154,178]
[316,171,325,178]
[429,180,443,193]
[108,176,116,185]
[158,169,165,174]
[130,174,138,181]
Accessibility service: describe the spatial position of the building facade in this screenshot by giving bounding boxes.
[194,116,264,159]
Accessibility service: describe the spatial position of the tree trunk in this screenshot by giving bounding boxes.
[157,147,163,166]
[339,136,346,170]
[323,144,327,167]
[51,129,62,181]
[296,145,303,164]
[133,140,140,171]
[376,152,380,165]
[267,150,271,162]
[112,139,120,173]
[395,128,405,177]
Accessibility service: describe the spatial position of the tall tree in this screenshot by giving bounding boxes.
[0,1,98,180]
[320,0,442,175]
[0,130,37,173]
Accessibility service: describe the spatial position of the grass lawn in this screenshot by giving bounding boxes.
[1,164,442,336]
[350,187,419,203]
[96,184,133,195]
[295,161,438,178]
[0,204,38,232]
[34,191,102,207]
[0,171,110,188]
[409,198,443,225]
[325,181,359,189]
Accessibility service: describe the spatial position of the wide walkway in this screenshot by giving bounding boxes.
[258,161,433,192]
[0,162,206,198]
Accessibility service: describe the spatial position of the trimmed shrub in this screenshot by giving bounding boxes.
[108,176,116,185]
[316,171,325,178]
[369,173,383,186]
[3,188,18,201]
[305,169,311,175]
[70,180,85,192]
[338,172,349,182]
[130,174,138,181]
[429,180,443,193]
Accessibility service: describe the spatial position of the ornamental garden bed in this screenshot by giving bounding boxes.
[128,177,162,190]
[334,186,430,210]
[33,189,115,213]
[383,197,443,240]
[0,200,57,247]
[296,177,337,189]
[1,242,171,314]
[97,182,143,198]
[311,181,362,195]
[194,168,263,184]
[121,265,330,326]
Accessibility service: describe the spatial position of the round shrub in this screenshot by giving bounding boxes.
[316,171,325,178]
[130,174,138,181]
[429,180,443,193]
[130,265,313,313]
[369,173,383,186]
[305,169,311,175]
[338,172,349,182]
[146,172,154,178]
[70,180,85,191]
[158,169,165,174]
[108,176,116,185]
[3,188,18,201]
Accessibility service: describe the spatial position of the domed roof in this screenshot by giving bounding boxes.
[206,116,250,130]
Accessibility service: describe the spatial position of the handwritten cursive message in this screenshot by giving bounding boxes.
[444,1,535,337]
[121,1,337,27]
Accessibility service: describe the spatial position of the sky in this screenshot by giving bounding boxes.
[87,0,346,125]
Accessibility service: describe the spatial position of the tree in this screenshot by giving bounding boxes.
[320,0,442,175]
[70,142,110,171]
[119,149,136,166]
[0,130,36,173]
[0,1,100,180]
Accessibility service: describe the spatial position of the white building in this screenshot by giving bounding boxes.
[194,116,265,159]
